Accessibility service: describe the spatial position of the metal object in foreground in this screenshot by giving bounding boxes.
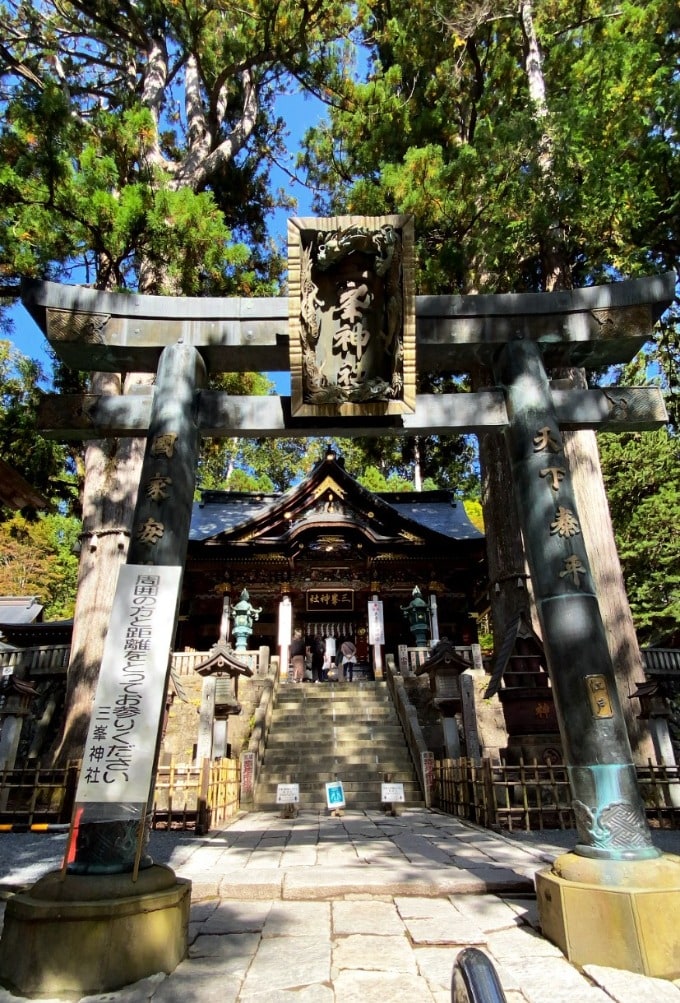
[451,947,508,1003]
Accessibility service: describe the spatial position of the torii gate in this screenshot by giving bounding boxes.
[2,218,678,990]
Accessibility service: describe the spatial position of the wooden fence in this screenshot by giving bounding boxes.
[434,757,680,831]
[0,757,240,832]
[152,757,240,833]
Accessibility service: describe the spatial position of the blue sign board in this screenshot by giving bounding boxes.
[325,780,346,809]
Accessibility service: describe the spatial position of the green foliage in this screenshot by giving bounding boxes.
[0,513,80,618]
[357,465,411,492]
[599,428,680,644]
[0,340,75,513]
[0,0,353,297]
[302,0,680,291]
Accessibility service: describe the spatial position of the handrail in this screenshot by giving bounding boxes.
[451,948,507,1003]
[242,661,280,804]
[384,654,432,806]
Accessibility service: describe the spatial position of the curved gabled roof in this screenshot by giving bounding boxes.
[189,454,483,546]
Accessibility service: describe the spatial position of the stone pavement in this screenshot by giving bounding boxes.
[1,808,679,1003]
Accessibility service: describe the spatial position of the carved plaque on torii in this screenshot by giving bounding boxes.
[288,215,416,417]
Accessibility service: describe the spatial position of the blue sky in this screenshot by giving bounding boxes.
[6,85,324,392]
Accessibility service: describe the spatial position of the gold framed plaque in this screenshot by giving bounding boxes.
[306,588,355,612]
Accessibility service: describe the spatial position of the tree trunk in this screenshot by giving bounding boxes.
[478,430,533,654]
[561,376,654,764]
[51,373,150,766]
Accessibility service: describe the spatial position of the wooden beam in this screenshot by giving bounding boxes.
[21,273,676,375]
[36,387,668,440]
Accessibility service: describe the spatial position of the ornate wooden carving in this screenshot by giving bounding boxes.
[288,214,416,417]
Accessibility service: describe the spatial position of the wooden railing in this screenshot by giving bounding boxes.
[397,644,477,675]
[0,645,264,678]
[0,645,70,677]
[0,762,79,827]
[170,648,264,677]
[434,757,680,831]
[0,757,240,832]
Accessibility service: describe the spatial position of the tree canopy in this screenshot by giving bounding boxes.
[0,0,354,298]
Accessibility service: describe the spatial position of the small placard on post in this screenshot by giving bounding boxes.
[381,782,405,803]
[276,783,300,804]
[325,780,346,810]
[240,751,256,800]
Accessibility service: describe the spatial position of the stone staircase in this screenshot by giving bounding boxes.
[253,680,425,811]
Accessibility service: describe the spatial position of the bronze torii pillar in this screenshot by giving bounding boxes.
[2,248,677,987]
[494,338,655,861]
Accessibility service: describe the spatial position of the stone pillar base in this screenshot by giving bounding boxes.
[0,864,191,996]
[536,851,680,979]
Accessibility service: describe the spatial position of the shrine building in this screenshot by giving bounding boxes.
[177,449,487,661]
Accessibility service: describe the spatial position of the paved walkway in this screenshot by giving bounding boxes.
[0,809,679,1002]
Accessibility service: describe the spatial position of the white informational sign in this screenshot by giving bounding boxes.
[381,782,405,803]
[367,600,385,645]
[1,666,13,677]
[325,780,346,809]
[75,564,182,805]
[278,596,292,646]
[276,783,300,804]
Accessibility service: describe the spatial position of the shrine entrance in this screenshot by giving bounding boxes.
[178,449,486,669]
[21,217,675,871]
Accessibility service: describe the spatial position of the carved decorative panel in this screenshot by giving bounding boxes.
[288,214,415,416]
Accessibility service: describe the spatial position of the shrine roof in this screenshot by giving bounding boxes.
[189,485,482,543]
[0,596,44,626]
[190,493,278,540]
[379,492,483,541]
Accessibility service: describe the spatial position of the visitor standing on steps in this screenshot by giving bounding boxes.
[340,637,356,682]
[311,634,326,682]
[291,628,306,683]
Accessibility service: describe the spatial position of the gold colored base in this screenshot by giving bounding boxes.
[536,851,680,979]
[0,865,191,996]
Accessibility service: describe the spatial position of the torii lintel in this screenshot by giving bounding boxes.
[21,272,676,375]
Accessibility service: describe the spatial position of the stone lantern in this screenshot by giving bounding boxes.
[401,586,430,647]
[230,588,262,652]
[415,638,483,761]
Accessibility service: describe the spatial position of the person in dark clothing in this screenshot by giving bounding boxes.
[340,638,356,682]
[311,634,325,682]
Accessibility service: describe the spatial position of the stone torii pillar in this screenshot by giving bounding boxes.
[0,342,205,996]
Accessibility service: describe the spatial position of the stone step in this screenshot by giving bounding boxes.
[264,727,405,742]
[274,699,395,713]
[263,756,416,773]
[254,678,422,811]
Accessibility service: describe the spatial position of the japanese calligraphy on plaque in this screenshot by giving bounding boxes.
[288,214,416,417]
[306,588,354,612]
[585,674,614,718]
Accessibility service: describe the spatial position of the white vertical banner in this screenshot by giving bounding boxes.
[278,596,292,646]
[367,600,384,645]
[75,564,182,805]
